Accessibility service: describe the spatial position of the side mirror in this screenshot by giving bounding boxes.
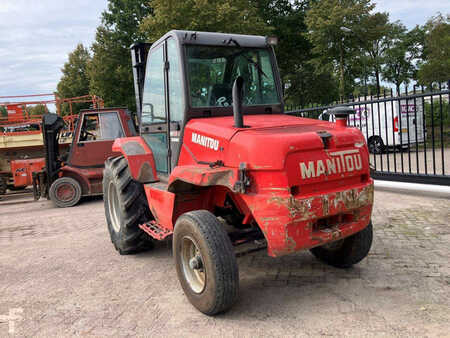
[143,103,154,118]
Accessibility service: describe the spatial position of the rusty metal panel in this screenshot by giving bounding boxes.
[241,183,374,257]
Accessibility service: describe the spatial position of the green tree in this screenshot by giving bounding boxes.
[88,0,153,111]
[255,0,338,106]
[57,43,91,99]
[140,0,270,42]
[383,25,424,94]
[306,0,374,100]
[57,44,92,114]
[26,104,48,117]
[417,13,450,85]
[357,12,400,94]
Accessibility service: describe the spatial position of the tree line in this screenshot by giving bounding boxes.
[57,0,450,112]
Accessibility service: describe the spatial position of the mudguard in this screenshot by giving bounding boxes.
[168,165,242,193]
[112,137,158,183]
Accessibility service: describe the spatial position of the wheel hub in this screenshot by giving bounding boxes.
[181,236,206,293]
[56,183,75,201]
[189,255,203,270]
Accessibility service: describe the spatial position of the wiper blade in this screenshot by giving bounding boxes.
[242,55,268,79]
[230,49,269,79]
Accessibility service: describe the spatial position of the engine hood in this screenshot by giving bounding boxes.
[181,114,367,171]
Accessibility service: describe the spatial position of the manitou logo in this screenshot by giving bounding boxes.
[191,132,219,151]
[300,149,362,179]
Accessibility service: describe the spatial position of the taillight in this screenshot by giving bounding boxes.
[393,116,399,132]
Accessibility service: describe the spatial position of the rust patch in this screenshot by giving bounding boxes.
[328,226,342,240]
[204,170,234,187]
[322,196,329,216]
[269,195,314,220]
[334,184,374,210]
[285,235,297,252]
[311,236,324,244]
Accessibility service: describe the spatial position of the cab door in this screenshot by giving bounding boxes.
[69,111,124,167]
[140,38,184,176]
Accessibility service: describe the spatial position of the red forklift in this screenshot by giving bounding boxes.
[103,30,374,315]
[33,108,136,207]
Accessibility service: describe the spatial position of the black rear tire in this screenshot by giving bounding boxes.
[173,210,239,315]
[49,177,82,207]
[310,222,373,268]
[103,156,154,255]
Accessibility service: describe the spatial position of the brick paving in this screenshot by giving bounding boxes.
[0,190,449,337]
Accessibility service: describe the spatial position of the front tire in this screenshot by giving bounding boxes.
[173,210,239,315]
[49,177,82,207]
[310,222,373,268]
[103,156,154,255]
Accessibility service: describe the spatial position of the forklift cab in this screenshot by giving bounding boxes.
[131,31,283,179]
[69,109,131,167]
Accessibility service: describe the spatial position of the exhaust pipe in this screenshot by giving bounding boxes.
[233,76,244,128]
[328,106,355,127]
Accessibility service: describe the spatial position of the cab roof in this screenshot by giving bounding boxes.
[150,30,270,50]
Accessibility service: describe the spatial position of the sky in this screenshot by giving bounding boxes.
[0,0,449,101]
[0,0,107,100]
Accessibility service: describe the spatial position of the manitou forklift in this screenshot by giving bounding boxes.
[103,31,374,315]
[33,108,136,207]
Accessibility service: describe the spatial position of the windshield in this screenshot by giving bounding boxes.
[186,46,280,108]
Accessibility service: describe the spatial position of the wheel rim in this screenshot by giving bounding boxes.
[108,182,121,233]
[55,183,75,202]
[181,236,206,294]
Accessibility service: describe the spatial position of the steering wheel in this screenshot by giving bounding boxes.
[216,96,230,107]
[81,129,96,141]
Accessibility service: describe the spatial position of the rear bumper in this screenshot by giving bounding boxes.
[242,182,374,257]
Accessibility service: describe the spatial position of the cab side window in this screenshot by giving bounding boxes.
[100,112,125,139]
[167,38,184,122]
[79,114,100,141]
[142,45,165,124]
[79,112,124,142]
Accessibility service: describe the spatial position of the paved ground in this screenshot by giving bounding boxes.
[0,189,449,337]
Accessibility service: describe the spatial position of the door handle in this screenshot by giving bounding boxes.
[77,143,84,147]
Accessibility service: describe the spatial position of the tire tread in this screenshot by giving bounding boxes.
[103,156,153,255]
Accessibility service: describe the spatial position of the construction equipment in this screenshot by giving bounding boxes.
[103,31,374,315]
[32,107,137,207]
[0,94,104,194]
